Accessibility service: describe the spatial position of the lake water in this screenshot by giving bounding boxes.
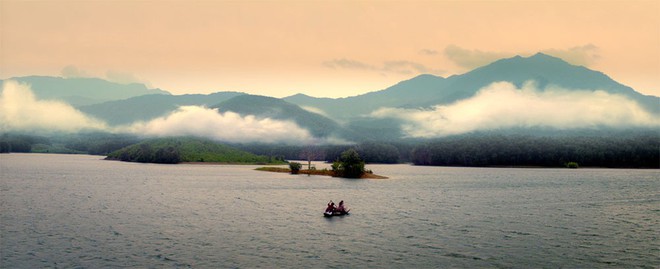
[1,153,658,268]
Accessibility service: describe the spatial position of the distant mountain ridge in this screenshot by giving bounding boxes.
[79,92,244,125]
[285,53,659,118]
[0,76,169,106]
[285,74,448,121]
[434,53,657,112]
[6,53,657,142]
[212,94,350,138]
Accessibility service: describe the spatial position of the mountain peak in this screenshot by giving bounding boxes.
[288,93,312,98]
[530,52,553,58]
[480,52,572,73]
[498,52,567,65]
[528,52,566,62]
[411,74,445,80]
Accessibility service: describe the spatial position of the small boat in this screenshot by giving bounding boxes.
[324,209,350,217]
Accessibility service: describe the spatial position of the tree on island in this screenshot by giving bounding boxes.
[332,148,365,178]
[289,162,302,174]
[299,145,325,171]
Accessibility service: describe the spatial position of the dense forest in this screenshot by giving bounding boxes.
[410,132,659,168]
[2,130,658,168]
[105,137,285,164]
[0,132,139,155]
[233,141,410,164]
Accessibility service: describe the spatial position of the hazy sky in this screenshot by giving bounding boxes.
[2,1,659,97]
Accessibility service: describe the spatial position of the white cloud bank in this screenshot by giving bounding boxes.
[0,80,108,132]
[371,81,660,137]
[541,44,600,67]
[300,105,329,117]
[123,106,319,144]
[444,45,511,70]
[0,81,332,144]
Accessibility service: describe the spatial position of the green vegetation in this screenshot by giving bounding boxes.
[3,129,658,169]
[0,132,137,155]
[0,134,38,153]
[332,149,366,178]
[235,141,407,165]
[106,137,286,164]
[411,132,659,168]
[289,162,302,174]
[565,162,579,169]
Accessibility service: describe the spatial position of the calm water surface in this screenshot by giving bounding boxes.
[1,153,658,268]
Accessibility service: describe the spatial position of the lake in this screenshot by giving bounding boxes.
[1,153,658,268]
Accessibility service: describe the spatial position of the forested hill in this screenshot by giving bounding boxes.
[212,94,352,138]
[2,130,658,168]
[79,92,244,125]
[410,131,659,168]
[105,137,285,164]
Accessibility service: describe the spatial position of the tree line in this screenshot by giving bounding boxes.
[410,133,659,168]
[3,130,658,168]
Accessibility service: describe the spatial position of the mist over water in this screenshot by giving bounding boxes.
[1,154,658,268]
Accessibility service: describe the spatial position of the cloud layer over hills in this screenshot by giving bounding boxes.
[371,81,659,137]
[125,106,316,144]
[3,59,659,144]
[0,81,321,144]
[0,81,108,132]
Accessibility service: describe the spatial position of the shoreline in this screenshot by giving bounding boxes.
[181,162,285,165]
[4,153,657,169]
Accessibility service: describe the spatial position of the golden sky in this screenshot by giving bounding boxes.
[1,0,658,97]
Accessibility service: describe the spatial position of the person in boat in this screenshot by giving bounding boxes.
[336,200,347,214]
[325,201,336,213]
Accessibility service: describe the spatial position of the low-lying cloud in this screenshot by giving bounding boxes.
[371,81,659,137]
[323,58,444,75]
[541,44,600,67]
[300,106,329,117]
[61,65,151,86]
[1,81,335,144]
[419,49,439,56]
[124,106,318,144]
[61,65,92,78]
[444,45,511,70]
[105,70,152,86]
[0,80,108,132]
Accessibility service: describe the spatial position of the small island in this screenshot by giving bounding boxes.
[257,148,388,179]
[255,166,388,179]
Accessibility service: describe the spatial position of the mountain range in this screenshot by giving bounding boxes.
[285,53,658,119]
[79,92,243,125]
[0,76,169,106]
[3,53,658,142]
